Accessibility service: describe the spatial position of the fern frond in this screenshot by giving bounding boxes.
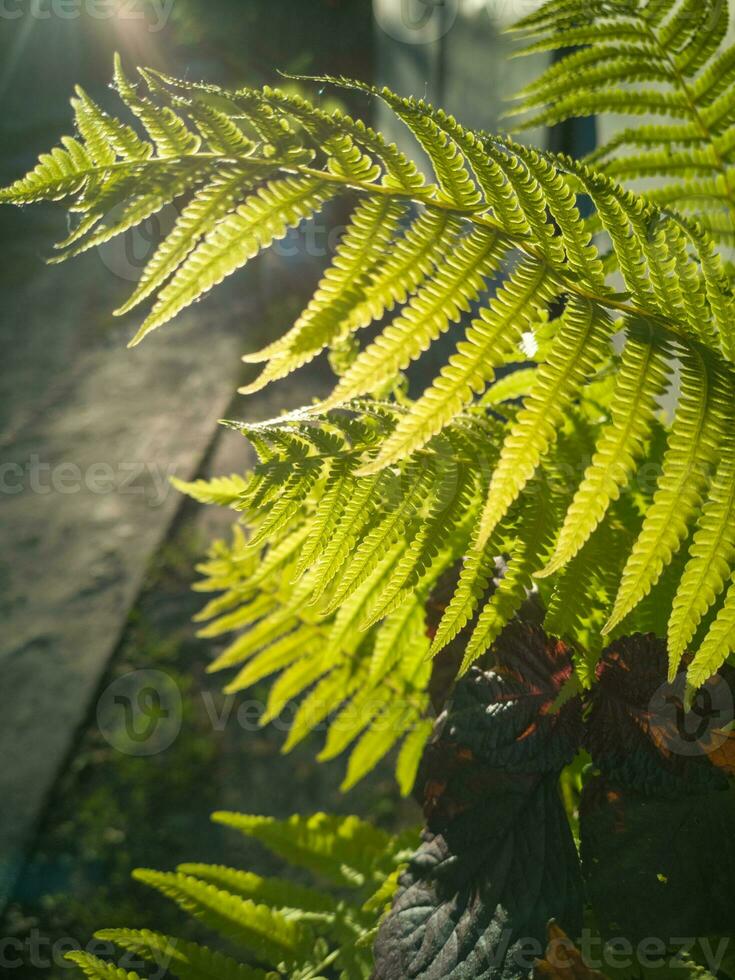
[224,629,315,695]
[172,473,249,508]
[131,176,338,345]
[132,869,311,965]
[343,209,463,333]
[113,54,201,157]
[605,346,732,634]
[115,168,258,315]
[239,197,407,389]
[176,864,337,914]
[395,718,434,796]
[666,441,735,675]
[211,812,396,886]
[65,954,143,980]
[94,929,271,980]
[322,228,507,409]
[480,367,537,405]
[509,0,735,234]
[70,809,412,980]
[687,575,735,686]
[305,471,389,604]
[320,460,436,614]
[328,81,482,208]
[541,322,671,576]
[428,545,500,657]
[461,480,558,672]
[73,84,152,163]
[545,508,638,679]
[361,455,481,628]
[9,51,735,727]
[340,701,413,792]
[476,298,613,548]
[363,259,557,472]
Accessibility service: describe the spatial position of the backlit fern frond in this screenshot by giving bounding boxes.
[540,320,671,577]
[604,345,734,636]
[66,811,415,980]
[508,0,735,242]
[5,43,735,694]
[177,406,504,790]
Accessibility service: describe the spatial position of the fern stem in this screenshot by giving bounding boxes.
[29,148,703,346]
[278,165,706,344]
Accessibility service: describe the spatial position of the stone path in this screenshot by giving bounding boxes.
[0,228,256,910]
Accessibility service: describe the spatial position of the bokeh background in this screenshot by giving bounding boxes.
[0,2,593,975]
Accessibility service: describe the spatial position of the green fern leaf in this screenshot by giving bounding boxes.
[320,461,437,614]
[239,197,407,389]
[363,259,557,472]
[65,953,144,980]
[177,864,337,914]
[461,482,558,672]
[172,473,249,507]
[206,606,301,672]
[113,54,201,157]
[115,168,258,315]
[323,228,507,409]
[476,298,613,548]
[605,347,732,633]
[357,84,481,208]
[132,869,310,965]
[480,367,538,405]
[304,472,388,603]
[211,812,394,886]
[94,929,271,980]
[395,719,434,796]
[318,682,389,765]
[428,544,500,657]
[343,210,462,334]
[282,667,360,752]
[667,442,735,675]
[341,701,412,792]
[687,575,735,686]
[224,628,316,694]
[510,0,735,228]
[361,455,481,628]
[130,176,337,344]
[541,322,671,576]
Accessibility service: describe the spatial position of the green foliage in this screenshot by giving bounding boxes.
[5,0,735,973]
[176,404,499,790]
[5,4,735,788]
[65,811,415,980]
[507,0,735,244]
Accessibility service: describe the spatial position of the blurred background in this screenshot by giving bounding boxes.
[0,2,592,975]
